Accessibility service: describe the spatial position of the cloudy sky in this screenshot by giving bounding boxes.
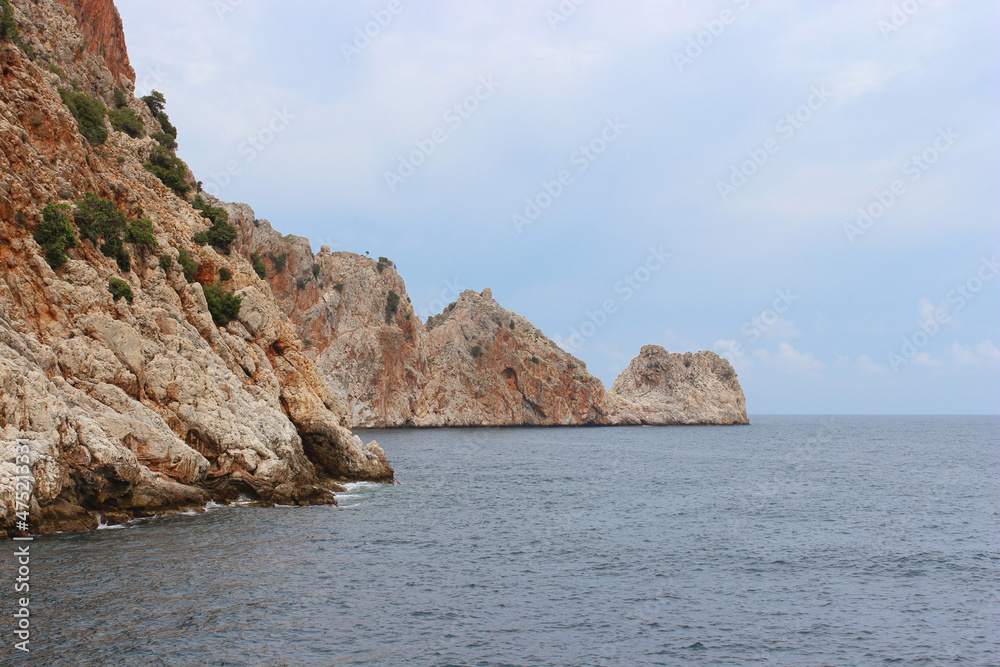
[116,0,999,414]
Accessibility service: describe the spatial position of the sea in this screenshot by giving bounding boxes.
[6,416,999,666]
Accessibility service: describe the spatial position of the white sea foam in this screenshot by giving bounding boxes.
[92,513,124,530]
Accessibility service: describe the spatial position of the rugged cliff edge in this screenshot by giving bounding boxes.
[0,0,391,537]
[230,204,749,428]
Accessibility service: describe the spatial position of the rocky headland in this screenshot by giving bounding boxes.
[0,0,391,537]
[0,0,746,537]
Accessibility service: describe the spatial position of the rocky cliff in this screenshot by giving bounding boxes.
[56,0,133,85]
[610,345,748,425]
[0,0,391,537]
[230,205,748,428]
[230,207,616,426]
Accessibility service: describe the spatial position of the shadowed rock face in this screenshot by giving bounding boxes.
[610,345,749,425]
[233,209,749,428]
[0,0,391,537]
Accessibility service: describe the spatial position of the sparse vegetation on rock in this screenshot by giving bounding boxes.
[150,130,177,151]
[0,0,18,42]
[177,248,198,283]
[108,277,134,304]
[268,251,287,273]
[74,192,133,271]
[58,88,107,145]
[125,218,157,247]
[144,145,190,196]
[109,106,144,138]
[202,283,242,326]
[191,195,237,254]
[385,289,401,323]
[33,203,78,268]
[250,253,267,279]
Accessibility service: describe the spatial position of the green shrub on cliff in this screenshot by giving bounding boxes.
[151,131,177,151]
[108,278,134,304]
[0,0,18,43]
[250,253,267,279]
[191,195,237,254]
[268,251,287,274]
[74,192,125,243]
[384,290,401,324]
[144,145,190,196]
[109,107,144,138]
[177,248,198,283]
[73,193,132,271]
[141,91,166,115]
[125,218,158,248]
[59,89,108,146]
[33,203,78,268]
[142,92,177,138]
[202,283,241,326]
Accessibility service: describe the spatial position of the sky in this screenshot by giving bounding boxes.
[115,0,999,414]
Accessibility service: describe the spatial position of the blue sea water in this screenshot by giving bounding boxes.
[6,416,999,666]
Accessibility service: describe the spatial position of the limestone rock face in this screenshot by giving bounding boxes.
[610,346,749,425]
[0,0,391,536]
[415,289,614,426]
[235,210,748,428]
[232,208,621,426]
[230,209,430,427]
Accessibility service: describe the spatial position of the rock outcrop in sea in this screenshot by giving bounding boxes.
[0,0,391,537]
[610,345,748,425]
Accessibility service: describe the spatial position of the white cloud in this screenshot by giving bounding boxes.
[948,341,1000,366]
[755,342,826,376]
[714,339,747,364]
[910,352,940,367]
[856,354,890,375]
